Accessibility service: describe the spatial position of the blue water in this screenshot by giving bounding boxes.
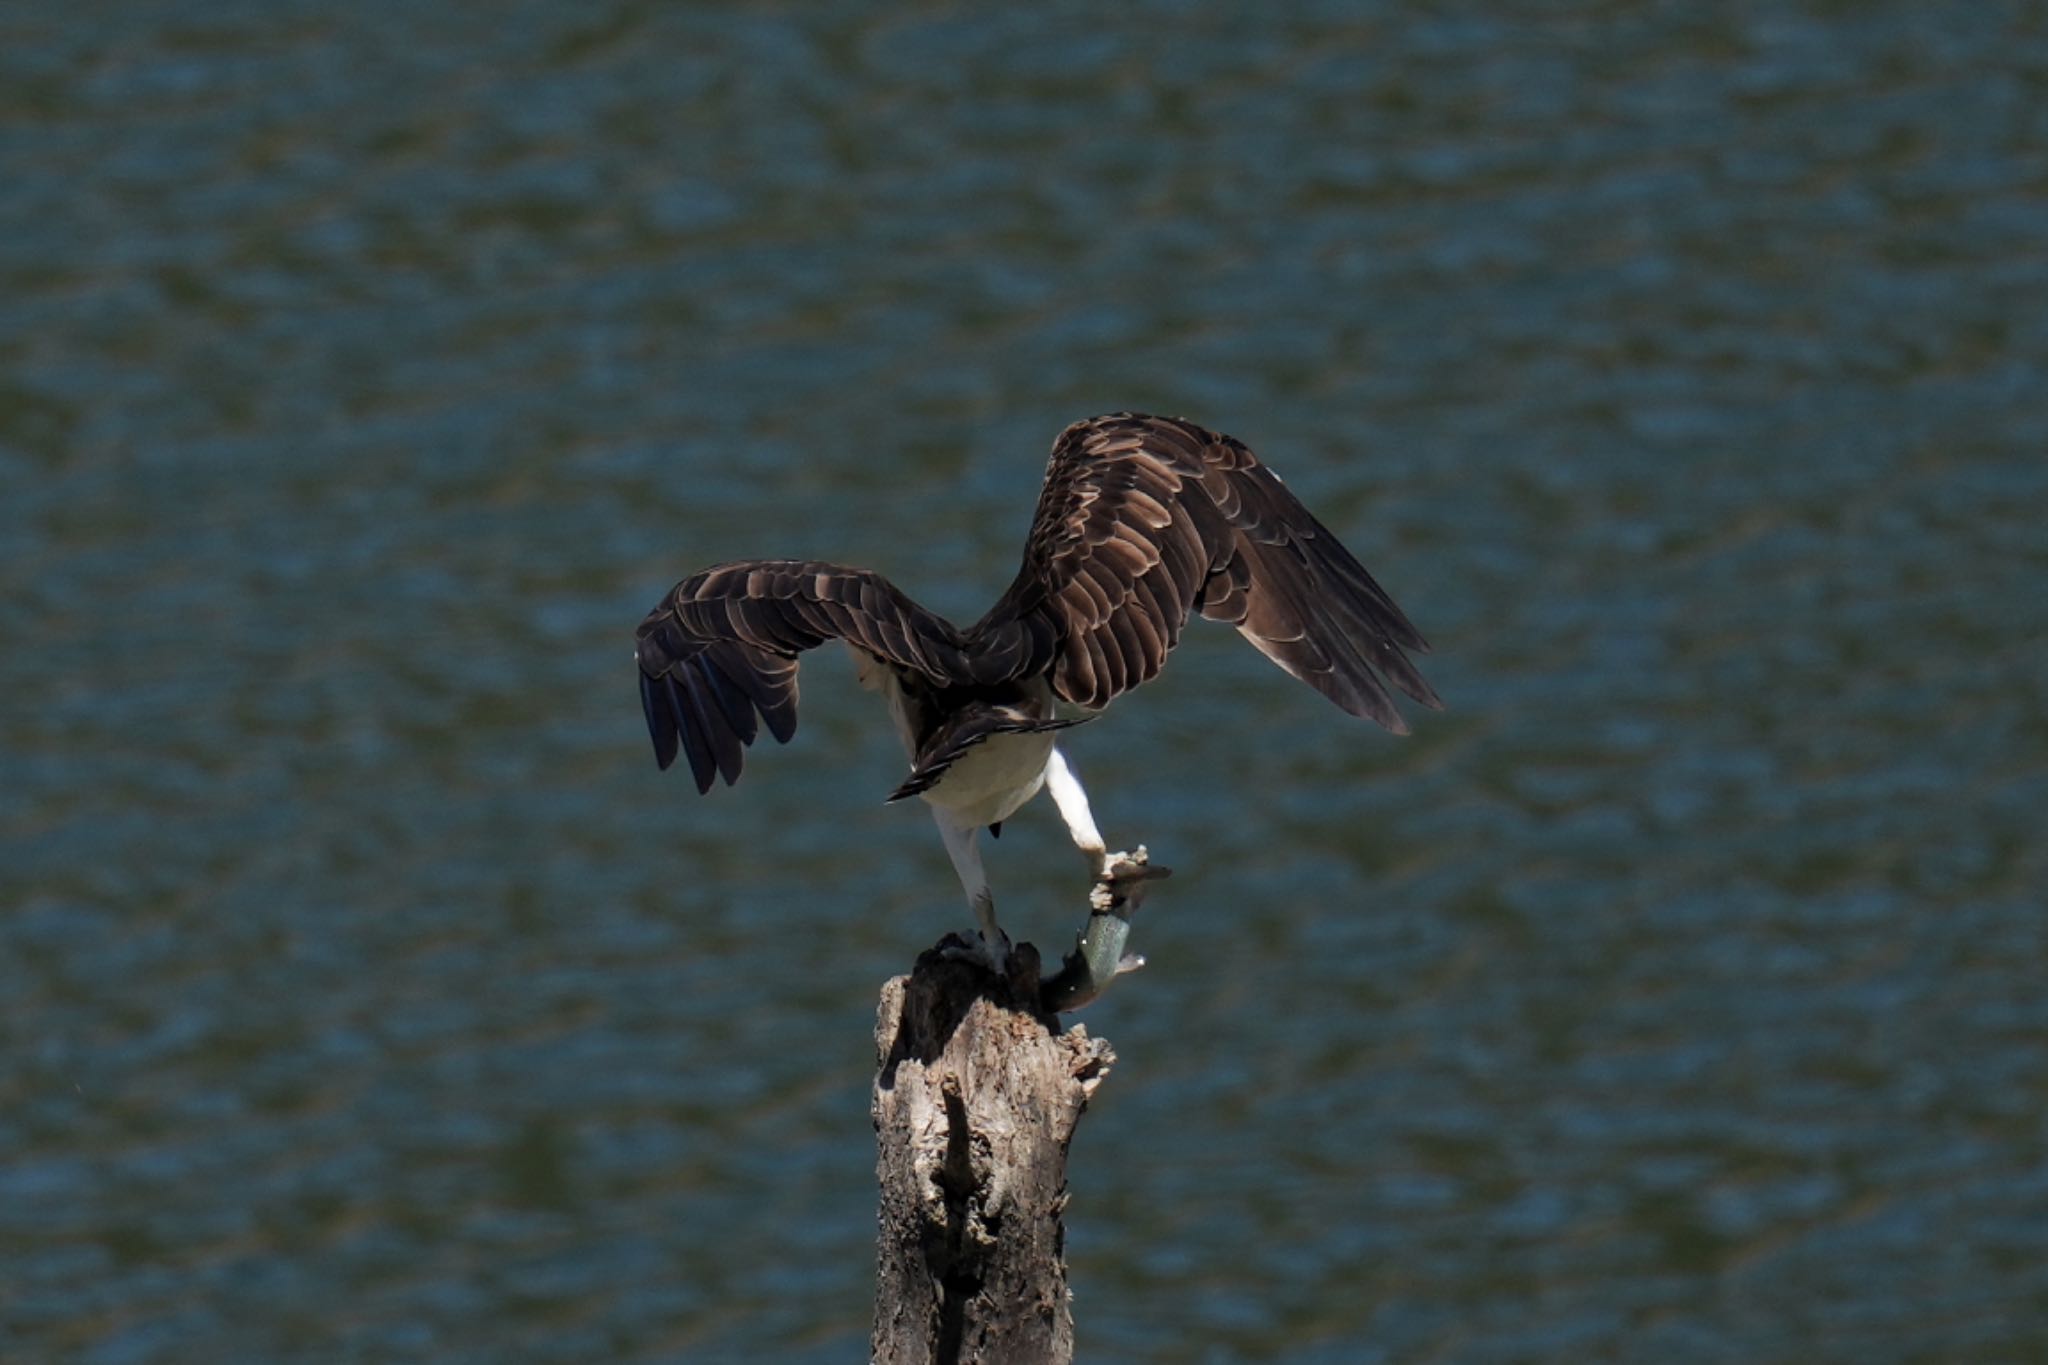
[4,3,2045,1361]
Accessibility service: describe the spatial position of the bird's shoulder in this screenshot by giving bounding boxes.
[1022,412,1246,563]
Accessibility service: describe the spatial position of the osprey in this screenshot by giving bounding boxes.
[635,413,1441,971]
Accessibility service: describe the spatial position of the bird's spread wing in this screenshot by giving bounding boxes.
[635,560,980,793]
[975,412,1442,729]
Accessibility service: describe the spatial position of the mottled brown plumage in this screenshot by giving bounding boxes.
[635,412,1441,796]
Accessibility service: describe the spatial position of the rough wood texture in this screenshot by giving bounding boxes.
[872,942,1114,1365]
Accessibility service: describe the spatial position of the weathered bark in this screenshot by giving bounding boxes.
[871,942,1114,1365]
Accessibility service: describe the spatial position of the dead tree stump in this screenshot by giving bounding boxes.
[871,943,1114,1365]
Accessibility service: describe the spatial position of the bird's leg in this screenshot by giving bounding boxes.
[1045,745,1169,892]
[1044,746,1109,881]
[1036,748,1173,1012]
[934,814,1010,972]
[1045,739,1170,901]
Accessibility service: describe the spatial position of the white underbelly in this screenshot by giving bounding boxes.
[920,729,1055,828]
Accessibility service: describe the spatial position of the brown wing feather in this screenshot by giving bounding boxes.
[634,560,974,793]
[976,412,1441,728]
[638,415,1438,792]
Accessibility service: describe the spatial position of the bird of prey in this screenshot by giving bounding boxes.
[634,412,1441,972]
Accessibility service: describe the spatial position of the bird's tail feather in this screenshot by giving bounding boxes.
[884,703,1083,803]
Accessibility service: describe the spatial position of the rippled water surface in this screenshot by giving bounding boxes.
[5,3,2046,1361]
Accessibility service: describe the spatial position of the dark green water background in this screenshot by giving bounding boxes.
[4,3,2045,1361]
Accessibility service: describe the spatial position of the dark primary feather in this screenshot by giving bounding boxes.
[635,413,1441,793]
[975,412,1441,728]
[635,561,978,794]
